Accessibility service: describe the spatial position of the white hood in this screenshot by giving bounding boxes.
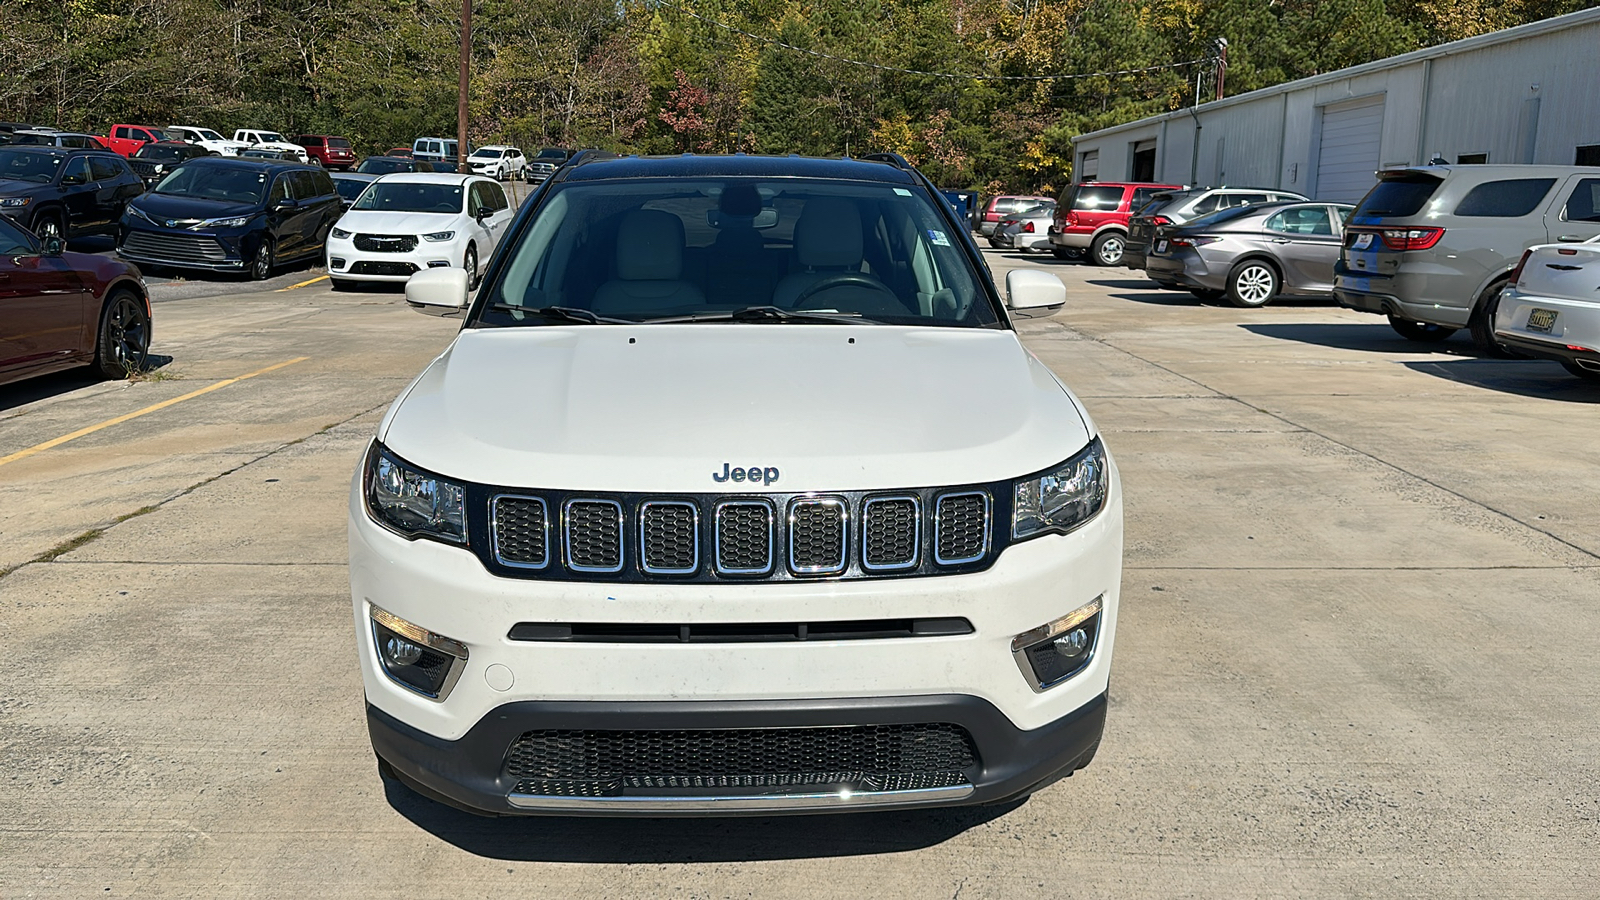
[379,325,1093,493]
[335,210,460,234]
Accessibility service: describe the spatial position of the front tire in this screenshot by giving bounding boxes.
[31,209,65,241]
[1052,246,1083,262]
[463,243,478,290]
[249,238,273,281]
[1090,232,1125,266]
[1467,278,1513,357]
[94,289,151,379]
[1226,260,1279,307]
[1387,315,1457,342]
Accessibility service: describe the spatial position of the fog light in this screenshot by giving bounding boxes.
[330,257,346,269]
[426,260,451,268]
[369,605,468,700]
[1012,597,1102,692]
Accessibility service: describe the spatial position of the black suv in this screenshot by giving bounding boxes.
[118,157,343,279]
[129,141,211,186]
[0,146,145,241]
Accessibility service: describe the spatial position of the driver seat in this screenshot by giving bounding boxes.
[773,198,892,310]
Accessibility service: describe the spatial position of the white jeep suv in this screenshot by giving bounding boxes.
[351,153,1123,815]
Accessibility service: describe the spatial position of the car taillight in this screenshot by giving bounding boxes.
[1508,248,1534,286]
[1151,215,1171,226]
[1169,237,1221,249]
[1378,227,1445,251]
[1062,212,1078,227]
[1022,222,1035,233]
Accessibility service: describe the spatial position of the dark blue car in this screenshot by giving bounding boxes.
[117,157,343,279]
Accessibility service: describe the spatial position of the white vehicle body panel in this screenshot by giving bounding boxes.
[168,125,248,156]
[232,129,309,162]
[1495,238,1600,353]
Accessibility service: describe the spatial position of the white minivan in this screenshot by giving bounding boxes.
[351,153,1122,816]
[325,173,512,289]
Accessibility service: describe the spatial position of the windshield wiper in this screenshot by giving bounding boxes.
[487,304,631,325]
[647,306,874,324]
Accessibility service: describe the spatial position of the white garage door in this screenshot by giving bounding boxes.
[1315,96,1384,203]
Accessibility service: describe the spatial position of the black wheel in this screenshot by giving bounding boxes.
[31,209,65,241]
[1467,278,1513,357]
[1387,314,1457,342]
[463,243,478,290]
[94,289,150,379]
[1052,246,1083,261]
[1226,260,1279,307]
[1190,288,1225,302]
[1090,232,1126,266]
[249,239,273,281]
[1560,361,1600,381]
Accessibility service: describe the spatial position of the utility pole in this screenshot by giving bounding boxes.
[457,0,471,171]
[1214,37,1228,102]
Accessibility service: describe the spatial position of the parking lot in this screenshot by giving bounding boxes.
[3,248,1598,897]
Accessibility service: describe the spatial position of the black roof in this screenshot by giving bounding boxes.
[180,156,322,174]
[561,154,918,185]
[0,145,120,158]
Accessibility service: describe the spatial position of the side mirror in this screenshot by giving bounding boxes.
[61,174,87,186]
[41,236,65,257]
[405,267,470,316]
[1005,269,1065,319]
[274,198,299,212]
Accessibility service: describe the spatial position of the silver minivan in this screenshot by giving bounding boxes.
[1334,165,1600,348]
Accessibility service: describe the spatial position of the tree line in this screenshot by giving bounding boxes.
[1,0,1593,193]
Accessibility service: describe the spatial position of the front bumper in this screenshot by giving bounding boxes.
[116,224,252,272]
[327,237,462,282]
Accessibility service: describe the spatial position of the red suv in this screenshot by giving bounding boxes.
[294,134,357,170]
[1050,181,1181,265]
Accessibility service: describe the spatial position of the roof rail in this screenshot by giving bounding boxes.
[551,149,617,184]
[861,152,913,170]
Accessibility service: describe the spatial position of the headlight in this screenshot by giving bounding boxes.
[0,197,31,208]
[1012,437,1109,539]
[126,205,154,224]
[197,215,252,229]
[330,227,352,239]
[364,444,467,544]
[421,231,455,242]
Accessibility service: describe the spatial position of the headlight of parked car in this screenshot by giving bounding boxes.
[1012,437,1109,539]
[421,231,455,242]
[0,197,31,208]
[330,227,352,239]
[365,444,467,544]
[197,215,252,229]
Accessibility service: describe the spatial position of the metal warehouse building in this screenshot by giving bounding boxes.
[1070,7,1600,203]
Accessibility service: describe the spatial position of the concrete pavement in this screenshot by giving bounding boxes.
[1,250,1597,897]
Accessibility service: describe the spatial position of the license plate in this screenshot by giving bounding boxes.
[1155,239,1168,253]
[1352,233,1374,250]
[1527,308,1558,333]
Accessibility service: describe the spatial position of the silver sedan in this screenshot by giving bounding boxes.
[1144,202,1355,307]
[988,204,1057,253]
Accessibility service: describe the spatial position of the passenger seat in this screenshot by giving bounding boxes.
[591,210,705,316]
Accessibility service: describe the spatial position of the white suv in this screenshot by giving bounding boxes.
[467,145,524,180]
[351,153,1122,815]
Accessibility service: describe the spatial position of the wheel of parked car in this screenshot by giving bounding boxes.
[1560,361,1600,381]
[1387,314,1457,342]
[463,243,478,290]
[1090,232,1125,266]
[1467,277,1514,357]
[1226,260,1279,307]
[250,238,274,281]
[1189,288,1225,303]
[94,289,150,379]
[30,209,64,241]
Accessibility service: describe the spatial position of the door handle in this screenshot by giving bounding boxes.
[1268,237,1291,243]
[1557,234,1583,243]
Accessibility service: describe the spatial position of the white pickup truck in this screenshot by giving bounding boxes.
[351,152,1122,817]
[231,129,309,163]
[166,125,248,157]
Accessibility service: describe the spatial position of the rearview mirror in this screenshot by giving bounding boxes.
[706,209,779,229]
[1005,269,1065,319]
[406,267,470,317]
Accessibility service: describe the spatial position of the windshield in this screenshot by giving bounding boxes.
[256,132,285,143]
[136,144,188,161]
[472,149,504,158]
[333,177,371,202]
[195,129,225,142]
[475,177,1002,328]
[152,164,268,203]
[536,149,567,160]
[352,181,464,213]
[356,156,410,175]
[0,149,61,183]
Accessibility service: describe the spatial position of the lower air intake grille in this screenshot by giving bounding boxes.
[715,501,773,574]
[565,500,623,572]
[493,496,548,568]
[935,492,989,565]
[505,724,978,797]
[348,261,418,277]
[120,230,227,263]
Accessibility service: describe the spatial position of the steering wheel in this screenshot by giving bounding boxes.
[791,273,892,308]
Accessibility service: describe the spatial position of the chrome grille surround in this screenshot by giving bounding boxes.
[787,497,848,575]
[491,494,550,569]
[639,500,699,575]
[861,495,921,571]
[564,499,624,573]
[714,500,775,576]
[934,491,991,566]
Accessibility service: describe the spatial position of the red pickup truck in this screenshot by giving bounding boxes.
[104,125,174,157]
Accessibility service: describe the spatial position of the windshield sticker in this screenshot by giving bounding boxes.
[928,230,951,246]
[893,188,912,196]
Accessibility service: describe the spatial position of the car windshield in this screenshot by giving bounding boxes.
[257,132,286,143]
[352,181,463,213]
[0,149,61,183]
[475,177,1002,328]
[472,149,504,158]
[194,129,225,141]
[356,157,410,175]
[136,144,188,161]
[151,164,269,203]
[333,177,371,203]
[536,149,567,160]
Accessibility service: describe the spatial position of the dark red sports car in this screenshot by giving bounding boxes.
[0,215,150,386]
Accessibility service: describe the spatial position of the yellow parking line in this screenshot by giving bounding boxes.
[276,275,330,292]
[0,357,309,469]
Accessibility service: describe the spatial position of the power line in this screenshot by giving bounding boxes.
[656,1,1208,82]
